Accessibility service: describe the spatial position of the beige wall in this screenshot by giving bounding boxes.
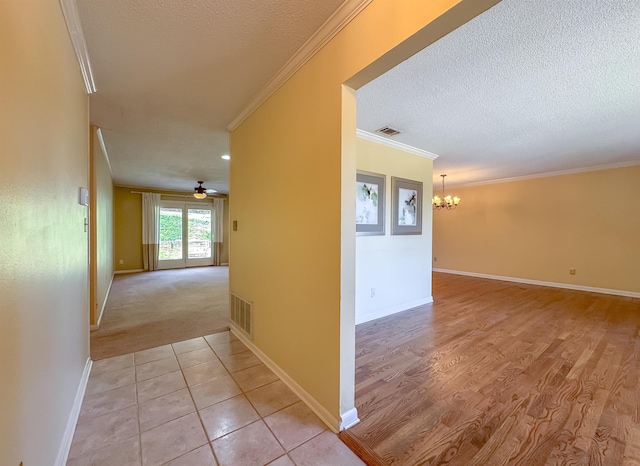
[114,186,229,271]
[356,137,434,324]
[0,1,90,464]
[90,127,114,325]
[433,165,640,294]
[230,0,499,425]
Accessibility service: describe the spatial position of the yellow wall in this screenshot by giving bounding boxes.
[355,137,434,324]
[221,197,230,264]
[0,1,90,464]
[433,165,640,294]
[114,186,229,271]
[114,187,144,271]
[230,0,499,425]
[90,127,114,325]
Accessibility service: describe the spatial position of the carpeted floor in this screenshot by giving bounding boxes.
[91,266,229,360]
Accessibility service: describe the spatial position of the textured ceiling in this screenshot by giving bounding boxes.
[357,0,640,187]
[78,0,345,193]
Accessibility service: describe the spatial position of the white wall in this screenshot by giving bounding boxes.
[0,2,90,465]
[355,136,434,324]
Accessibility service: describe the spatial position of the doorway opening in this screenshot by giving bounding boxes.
[158,201,214,269]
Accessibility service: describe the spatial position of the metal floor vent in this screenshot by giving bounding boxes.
[375,126,401,136]
[230,293,253,338]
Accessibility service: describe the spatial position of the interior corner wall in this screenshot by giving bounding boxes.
[229,0,499,426]
[433,165,640,294]
[91,127,114,324]
[355,138,434,324]
[114,186,144,271]
[0,1,90,464]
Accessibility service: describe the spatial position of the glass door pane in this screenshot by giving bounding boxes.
[188,209,212,259]
[159,207,183,261]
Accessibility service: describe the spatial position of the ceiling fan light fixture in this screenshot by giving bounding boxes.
[193,181,208,199]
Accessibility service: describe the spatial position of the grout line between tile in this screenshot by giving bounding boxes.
[173,338,221,465]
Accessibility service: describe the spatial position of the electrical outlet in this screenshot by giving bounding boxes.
[569,268,576,275]
[370,288,376,298]
[433,256,437,262]
[119,259,124,265]
[233,220,238,231]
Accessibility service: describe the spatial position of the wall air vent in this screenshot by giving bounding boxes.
[375,126,402,136]
[230,293,253,339]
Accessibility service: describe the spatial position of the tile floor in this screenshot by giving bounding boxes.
[67,331,364,466]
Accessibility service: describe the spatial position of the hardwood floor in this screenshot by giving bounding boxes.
[340,273,640,465]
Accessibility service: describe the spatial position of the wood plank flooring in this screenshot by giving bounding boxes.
[340,273,640,465]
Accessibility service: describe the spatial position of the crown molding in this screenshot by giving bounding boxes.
[451,160,640,189]
[356,129,440,160]
[59,0,96,94]
[227,0,372,131]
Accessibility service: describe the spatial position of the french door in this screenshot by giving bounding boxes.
[158,201,214,269]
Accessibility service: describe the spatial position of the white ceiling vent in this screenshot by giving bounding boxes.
[375,126,401,136]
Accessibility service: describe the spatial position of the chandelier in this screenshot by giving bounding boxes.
[432,174,460,210]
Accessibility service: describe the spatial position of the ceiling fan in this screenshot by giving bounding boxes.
[193,181,216,199]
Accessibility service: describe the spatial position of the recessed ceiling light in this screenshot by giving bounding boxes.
[221,155,230,160]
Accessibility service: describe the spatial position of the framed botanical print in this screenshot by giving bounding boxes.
[356,171,385,236]
[391,177,422,235]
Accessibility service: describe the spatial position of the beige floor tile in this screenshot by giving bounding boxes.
[79,384,136,421]
[140,412,208,466]
[245,380,300,417]
[139,388,195,432]
[68,405,139,460]
[92,354,134,375]
[137,370,186,403]
[267,455,295,466]
[163,445,218,465]
[219,350,262,373]
[204,331,237,347]
[288,431,365,466]
[136,356,179,382]
[264,401,326,451]
[231,364,278,392]
[210,339,249,357]
[85,366,135,396]
[199,394,260,440]
[212,420,284,466]
[134,345,174,365]
[177,347,218,369]
[182,359,228,386]
[172,337,209,355]
[190,375,242,410]
[66,435,140,466]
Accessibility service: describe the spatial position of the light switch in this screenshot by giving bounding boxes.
[233,220,238,231]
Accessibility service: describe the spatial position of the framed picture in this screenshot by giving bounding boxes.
[356,171,385,236]
[391,177,422,235]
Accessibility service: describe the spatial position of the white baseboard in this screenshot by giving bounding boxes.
[114,268,145,275]
[355,296,434,325]
[91,273,113,331]
[55,357,92,466]
[221,262,229,266]
[433,268,640,299]
[229,323,348,433]
[340,407,360,430]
